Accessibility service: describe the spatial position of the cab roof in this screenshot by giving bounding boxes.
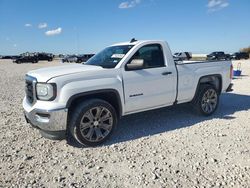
[111,40,165,47]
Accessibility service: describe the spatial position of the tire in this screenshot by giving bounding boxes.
[193,84,219,116]
[69,99,117,147]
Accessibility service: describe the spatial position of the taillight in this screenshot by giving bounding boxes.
[230,64,233,79]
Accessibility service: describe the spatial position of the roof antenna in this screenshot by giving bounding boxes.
[130,38,137,43]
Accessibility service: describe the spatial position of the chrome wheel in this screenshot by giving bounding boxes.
[201,89,218,114]
[79,106,113,142]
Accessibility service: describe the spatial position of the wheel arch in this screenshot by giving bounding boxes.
[192,74,222,101]
[66,89,123,118]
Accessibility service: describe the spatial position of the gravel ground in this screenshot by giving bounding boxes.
[0,59,249,187]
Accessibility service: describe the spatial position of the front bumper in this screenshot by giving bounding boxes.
[24,107,68,132]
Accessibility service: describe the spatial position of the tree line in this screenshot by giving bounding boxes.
[240,46,250,54]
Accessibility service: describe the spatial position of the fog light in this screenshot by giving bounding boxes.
[35,113,50,123]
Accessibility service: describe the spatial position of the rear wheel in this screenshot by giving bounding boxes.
[193,84,219,116]
[69,99,117,147]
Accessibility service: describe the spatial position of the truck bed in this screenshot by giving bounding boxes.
[175,60,232,104]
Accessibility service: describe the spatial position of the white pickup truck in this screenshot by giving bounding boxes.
[23,39,233,146]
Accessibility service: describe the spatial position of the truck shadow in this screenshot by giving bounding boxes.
[68,93,250,148]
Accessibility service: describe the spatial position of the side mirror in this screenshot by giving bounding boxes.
[126,59,144,70]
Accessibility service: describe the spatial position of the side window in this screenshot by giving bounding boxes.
[128,44,165,69]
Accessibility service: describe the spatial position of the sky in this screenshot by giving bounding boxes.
[0,0,249,55]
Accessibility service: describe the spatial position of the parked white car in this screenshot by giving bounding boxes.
[23,39,233,146]
[173,52,192,61]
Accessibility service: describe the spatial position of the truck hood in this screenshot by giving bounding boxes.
[27,64,103,82]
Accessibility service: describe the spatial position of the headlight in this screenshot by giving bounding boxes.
[36,83,56,101]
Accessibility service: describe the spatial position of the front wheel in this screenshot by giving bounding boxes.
[193,84,219,116]
[69,99,117,147]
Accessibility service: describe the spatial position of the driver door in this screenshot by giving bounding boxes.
[122,44,177,113]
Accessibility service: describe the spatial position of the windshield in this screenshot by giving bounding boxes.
[85,45,134,68]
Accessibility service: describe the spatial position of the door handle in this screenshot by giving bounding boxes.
[162,71,172,76]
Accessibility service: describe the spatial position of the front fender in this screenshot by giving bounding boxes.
[58,77,123,103]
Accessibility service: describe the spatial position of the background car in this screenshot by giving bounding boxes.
[11,55,21,60]
[76,54,95,63]
[173,52,192,61]
[206,51,230,61]
[1,55,15,59]
[13,54,38,64]
[62,54,95,63]
[37,53,54,61]
[58,54,66,58]
[62,55,78,63]
[230,52,249,60]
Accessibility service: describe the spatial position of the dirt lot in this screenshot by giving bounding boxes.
[0,59,249,187]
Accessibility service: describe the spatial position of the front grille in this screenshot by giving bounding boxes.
[25,75,36,104]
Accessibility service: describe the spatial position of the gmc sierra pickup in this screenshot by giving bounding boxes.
[23,39,233,146]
